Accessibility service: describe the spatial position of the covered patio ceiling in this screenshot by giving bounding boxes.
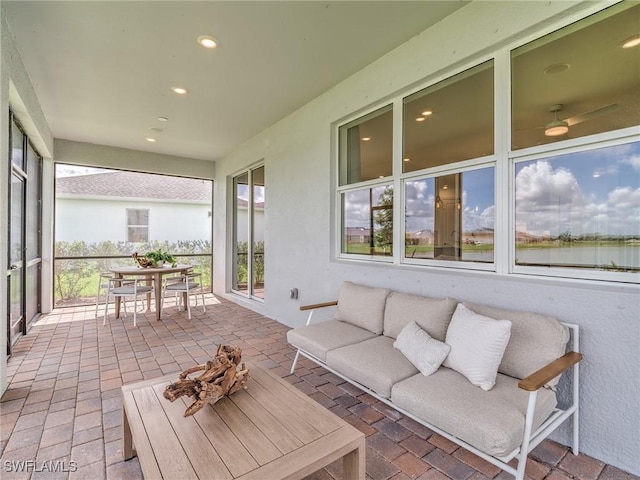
[2,1,468,161]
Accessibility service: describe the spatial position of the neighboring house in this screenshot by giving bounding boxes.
[406,230,434,245]
[345,227,371,244]
[55,171,213,244]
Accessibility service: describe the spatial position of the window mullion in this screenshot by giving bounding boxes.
[495,48,511,275]
[392,98,403,265]
[247,169,254,298]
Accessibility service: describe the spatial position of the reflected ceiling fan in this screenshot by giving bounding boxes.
[542,103,619,137]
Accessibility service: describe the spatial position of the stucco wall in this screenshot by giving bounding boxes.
[55,198,212,244]
[212,1,639,475]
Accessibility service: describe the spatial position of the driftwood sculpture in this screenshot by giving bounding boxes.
[132,252,154,268]
[163,345,250,417]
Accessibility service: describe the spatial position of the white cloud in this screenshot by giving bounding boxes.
[621,154,640,172]
[516,160,640,236]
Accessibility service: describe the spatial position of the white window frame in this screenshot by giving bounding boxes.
[231,164,266,302]
[510,128,640,283]
[400,160,497,272]
[126,208,149,243]
[333,1,639,285]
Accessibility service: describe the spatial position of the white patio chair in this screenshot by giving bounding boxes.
[95,272,132,318]
[103,277,153,327]
[161,272,205,320]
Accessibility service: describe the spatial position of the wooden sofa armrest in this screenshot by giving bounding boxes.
[518,351,583,392]
[300,301,338,311]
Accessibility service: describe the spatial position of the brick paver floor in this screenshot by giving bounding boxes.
[1,294,637,480]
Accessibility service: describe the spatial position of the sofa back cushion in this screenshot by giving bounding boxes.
[335,281,392,334]
[463,302,569,384]
[384,292,457,341]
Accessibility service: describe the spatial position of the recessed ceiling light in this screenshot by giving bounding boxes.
[197,35,218,49]
[145,137,157,143]
[621,34,640,49]
[157,116,168,122]
[403,158,410,162]
[421,110,433,116]
[149,127,163,132]
[416,117,425,122]
[361,137,371,141]
[442,185,448,190]
[378,175,385,179]
[544,63,570,75]
[171,86,188,95]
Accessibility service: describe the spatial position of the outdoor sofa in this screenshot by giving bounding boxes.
[287,281,582,480]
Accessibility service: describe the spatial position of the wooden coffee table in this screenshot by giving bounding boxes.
[122,360,365,479]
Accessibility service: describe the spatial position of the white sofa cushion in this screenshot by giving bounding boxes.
[393,321,451,376]
[464,302,569,386]
[444,304,511,391]
[383,292,457,341]
[335,281,392,334]
[326,336,418,398]
[286,320,376,362]
[391,368,557,457]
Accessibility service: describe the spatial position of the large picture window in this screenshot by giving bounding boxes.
[510,2,639,280]
[335,1,639,283]
[514,141,639,274]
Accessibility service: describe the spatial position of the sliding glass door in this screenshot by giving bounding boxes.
[233,165,265,300]
[7,114,42,354]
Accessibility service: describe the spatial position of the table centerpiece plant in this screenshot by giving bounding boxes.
[133,249,177,268]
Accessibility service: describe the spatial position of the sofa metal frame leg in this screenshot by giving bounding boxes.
[290,350,301,374]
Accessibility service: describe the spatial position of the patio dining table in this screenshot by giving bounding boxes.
[109,264,192,321]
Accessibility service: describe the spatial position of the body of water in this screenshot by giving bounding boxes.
[514,245,640,269]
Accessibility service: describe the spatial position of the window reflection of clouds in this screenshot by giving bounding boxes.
[343,186,390,228]
[236,184,265,203]
[405,168,495,232]
[515,142,640,236]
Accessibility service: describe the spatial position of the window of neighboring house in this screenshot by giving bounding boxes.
[127,209,149,242]
[232,165,265,300]
[511,2,640,280]
[338,104,393,258]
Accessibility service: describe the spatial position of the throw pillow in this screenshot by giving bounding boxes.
[393,321,451,376]
[443,304,512,391]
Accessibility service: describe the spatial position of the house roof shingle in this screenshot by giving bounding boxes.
[56,171,211,201]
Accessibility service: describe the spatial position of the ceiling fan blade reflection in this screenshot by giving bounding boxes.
[566,104,619,126]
